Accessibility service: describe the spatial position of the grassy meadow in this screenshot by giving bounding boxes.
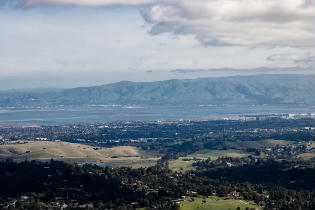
[169,139,295,172]
[0,141,159,167]
[169,149,249,172]
[179,196,261,210]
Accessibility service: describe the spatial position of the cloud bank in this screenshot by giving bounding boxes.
[5,0,314,49]
[142,0,314,48]
[0,0,313,82]
[22,0,155,7]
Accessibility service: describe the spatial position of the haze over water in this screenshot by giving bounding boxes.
[0,105,313,125]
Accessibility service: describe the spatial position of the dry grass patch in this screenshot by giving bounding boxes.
[0,141,159,167]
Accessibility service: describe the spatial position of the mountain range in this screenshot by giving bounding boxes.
[0,74,314,107]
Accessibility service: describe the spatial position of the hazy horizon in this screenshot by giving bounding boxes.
[0,70,314,91]
[0,0,314,90]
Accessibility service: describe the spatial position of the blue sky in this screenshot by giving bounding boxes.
[0,0,314,89]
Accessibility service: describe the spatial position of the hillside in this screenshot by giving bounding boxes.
[0,74,314,107]
[0,141,158,166]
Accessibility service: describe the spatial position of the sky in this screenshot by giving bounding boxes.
[0,0,314,89]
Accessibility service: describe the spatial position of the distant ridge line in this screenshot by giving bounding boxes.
[0,74,314,107]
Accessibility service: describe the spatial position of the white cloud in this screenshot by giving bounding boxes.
[21,0,156,7]
[0,0,313,83]
[267,52,315,68]
[142,0,314,48]
[5,0,314,48]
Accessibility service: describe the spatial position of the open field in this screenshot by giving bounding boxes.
[179,196,262,210]
[168,157,197,172]
[169,139,294,172]
[222,139,294,150]
[297,152,315,160]
[0,141,159,167]
[307,142,315,149]
[191,149,250,159]
[169,149,250,172]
